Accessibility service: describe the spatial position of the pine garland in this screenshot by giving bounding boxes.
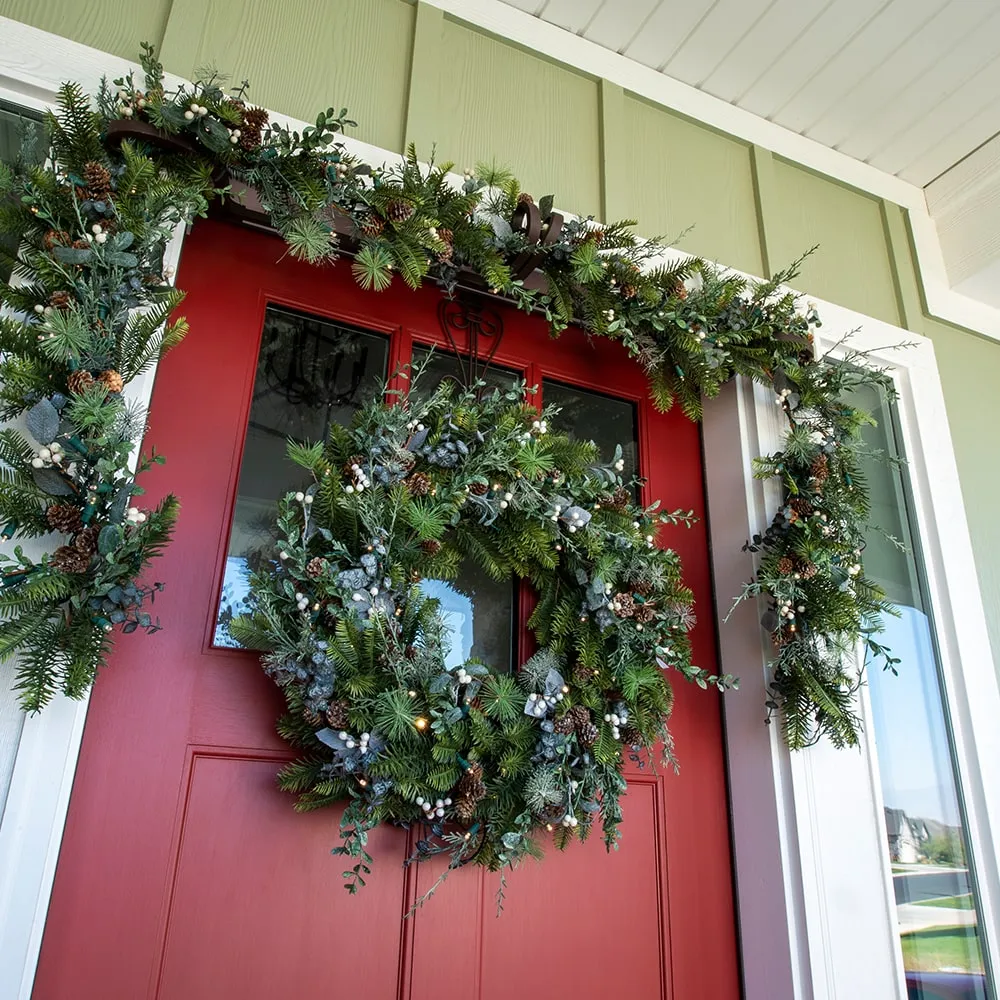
[0,45,897,756]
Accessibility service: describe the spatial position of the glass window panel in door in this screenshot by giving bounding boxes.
[410,345,520,673]
[854,382,994,1000]
[215,306,388,645]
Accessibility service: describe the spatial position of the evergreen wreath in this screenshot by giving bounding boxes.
[228,369,726,891]
[0,42,896,766]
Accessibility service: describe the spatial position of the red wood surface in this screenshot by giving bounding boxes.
[32,220,740,1000]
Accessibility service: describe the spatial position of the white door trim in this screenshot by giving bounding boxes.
[0,18,997,1000]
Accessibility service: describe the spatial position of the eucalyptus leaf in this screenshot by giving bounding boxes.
[97,525,122,555]
[25,398,60,444]
[32,467,74,496]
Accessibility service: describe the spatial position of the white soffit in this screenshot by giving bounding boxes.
[502,0,1000,188]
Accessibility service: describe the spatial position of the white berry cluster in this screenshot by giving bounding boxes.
[294,490,314,506]
[846,562,862,577]
[561,812,578,828]
[603,711,624,740]
[293,590,310,612]
[125,506,148,525]
[526,686,565,717]
[498,490,513,510]
[86,223,108,245]
[775,387,794,406]
[226,127,242,144]
[416,795,452,819]
[454,666,475,686]
[32,304,54,320]
[344,462,370,494]
[614,458,625,472]
[779,599,805,620]
[337,729,371,752]
[183,101,210,121]
[30,441,64,468]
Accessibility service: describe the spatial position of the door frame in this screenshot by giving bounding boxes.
[0,21,998,1000]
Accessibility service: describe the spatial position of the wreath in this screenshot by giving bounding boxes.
[228,370,729,892]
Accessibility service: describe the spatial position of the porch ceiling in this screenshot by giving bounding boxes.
[499,0,1000,188]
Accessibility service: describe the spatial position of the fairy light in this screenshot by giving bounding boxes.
[414,717,428,731]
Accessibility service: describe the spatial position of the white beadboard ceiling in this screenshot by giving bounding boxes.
[499,0,1000,187]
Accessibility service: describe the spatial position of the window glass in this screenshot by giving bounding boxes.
[411,345,519,674]
[856,382,994,1000]
[542,380,640,490]
[0,101,44,283]
[215,307,388,645]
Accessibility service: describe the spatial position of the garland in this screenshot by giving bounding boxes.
[0,43,895,763]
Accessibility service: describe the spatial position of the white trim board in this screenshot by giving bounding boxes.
[423,0,1000,343]
[0,17,998,1000]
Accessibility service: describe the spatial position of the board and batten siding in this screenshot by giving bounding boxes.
[1,0,998,678]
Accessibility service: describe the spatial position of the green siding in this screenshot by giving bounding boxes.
[0,0,172,61]
[769,158,901,325]
[425,18,600,217]
[159,0,414,154]
[620,97,763,276]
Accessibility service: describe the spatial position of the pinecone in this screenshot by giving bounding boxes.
[67,370,95,394]
[674,280,689,301]
[633,601,657,624]
[790,498,814,518]
[467,481,489,496]
[302,706,323,728]
[43,230,70,250]
[516,192,534,206]
[810,454,829,487]
[420,539,442,556]
[386,199,415,223]
[621,283,638,300]
[553,714,576,735]
[577,720,599,746]
[70,239,90,251]
[48,290,72,311]
[586,228,605,245]
[799,561,818,580]
[239,106,269,150]
[621,723,643,747]
[325,699,351,730]
[609,486,631,512]
[630,578,653,597]
[51,545,91,574]
[83,161,112,201]
[405,471,432,496]
[98,370,124,394]
[305,556,326,578]
[453,762,486,821]
[437,228,453,246]
[359,215,384,238]
[572,661,593,685]
[777,556,795,575]
[46,504,83,534]
[75,525,100,554]
[613,592,636,618]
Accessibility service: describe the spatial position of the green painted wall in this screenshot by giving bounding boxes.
[3,0,999,673]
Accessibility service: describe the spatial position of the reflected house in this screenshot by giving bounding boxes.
[885,807,931,864]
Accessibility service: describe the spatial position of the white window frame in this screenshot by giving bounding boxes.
[1,18,998,1000]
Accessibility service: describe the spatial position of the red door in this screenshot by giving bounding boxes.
[32,219,739,1000]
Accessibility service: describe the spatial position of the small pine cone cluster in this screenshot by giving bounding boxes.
[386,199,415,223]
[673,280,689,301]
[48,290,72,311]
[553,714,575,735]
[630,578,653,597]
[789,498,814,518]
[325,699,351,730]
[810,454,829,487]
[75,525,100,554]
[46,504,83,534]
[302,706,323,728]
[420,539,442,556]
[82,161,112,201]
[607,486,631,512]
[305,556,326,578]
[799,561,819,579]
[342,454,365,477]
[67,370,95,394]
[360,214,384,238]
[239,106,269,150]
[453,762,486,822]
[777,556,795,575]
[633,601,657,624]
[620,724,643,748]
[612,592,636,618]
[435,227,454,263]
[565,705,598,746]
[405,471,432,496]
[621,283,638,300]
[99,370,124,394]
[50,545,91,574]
[468,481,489,496]
[70,238,90,251]
[572,661,593,685]
[43,230,70,251]
[516,192,534,206]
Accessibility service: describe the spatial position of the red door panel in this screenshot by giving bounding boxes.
[32,219,739,1000]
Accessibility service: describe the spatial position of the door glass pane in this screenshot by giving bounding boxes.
[410,345,519,673]
[542,380,640,487]
[0,101,44,283]
[215,306,388,645]
[855,383,994,1000]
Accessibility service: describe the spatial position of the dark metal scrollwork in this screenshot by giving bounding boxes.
[436,296,506,391]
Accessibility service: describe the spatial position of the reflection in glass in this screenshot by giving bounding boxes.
[543,380,640,489]
[856,383,993,1000]
[215,307,388,645]
[412,345,519,673]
